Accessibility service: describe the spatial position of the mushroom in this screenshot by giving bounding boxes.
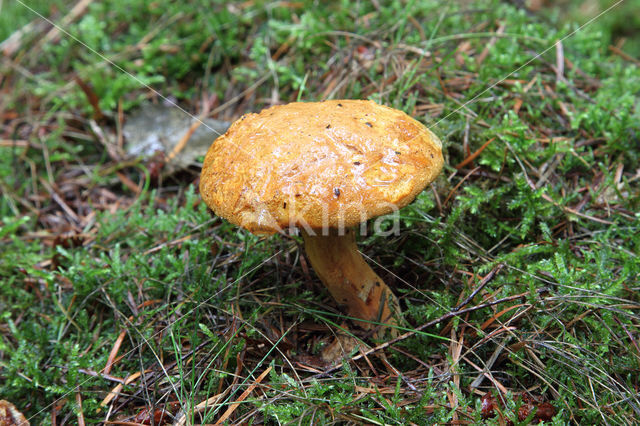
[200,100,443,340]
[0,400,29,426]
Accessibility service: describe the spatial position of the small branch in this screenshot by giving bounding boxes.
[103,329,127,375]
[443,166,480,207]
[555,40,564,85]
[172,390,229,426]
[608,45,640,66]
[41,0,94,45]
[75,392,86,426]
[214,366,272,424]
[453,263,504,311]
[455,137,495,170]
[74,75,104,121]
[469,337,507,389]
[318,287,549,378]
[1,20,48,56]
[78,369,125,384]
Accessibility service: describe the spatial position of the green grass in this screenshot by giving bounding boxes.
[0,1,69,41]
[1,0,639,424]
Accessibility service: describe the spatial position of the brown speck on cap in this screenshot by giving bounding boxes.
[199,99,444,234]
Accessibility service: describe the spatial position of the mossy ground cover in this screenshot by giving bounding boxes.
[1,0,638,424]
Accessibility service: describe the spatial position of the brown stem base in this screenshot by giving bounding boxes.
[301,228,401,338]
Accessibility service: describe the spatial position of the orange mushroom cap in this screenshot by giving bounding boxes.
[200,99,443,234]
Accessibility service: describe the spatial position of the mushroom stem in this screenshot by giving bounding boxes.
[301,228,401,337]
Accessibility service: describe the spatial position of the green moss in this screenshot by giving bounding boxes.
[1,0,638,423]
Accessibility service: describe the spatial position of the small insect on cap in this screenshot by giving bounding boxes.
[199,99,444,234]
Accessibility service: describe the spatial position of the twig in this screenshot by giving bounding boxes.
[379,356,418,392]
[462,118,470,160]
[215,366,272,424]
[469,337,507,389]
[75,392,86,426]
[608,45,640,65]
[78,369,125,384]
[166,115,206,162]
[89,119,122,162]
[74,75,104,120]
[613,317,640,359]
[0,19,48,56]
[0,140,29,147]
[476,22,506,65]
[103,330,127,375]
[448,327,464,419]
[40,0,94,45]
[100,370,150,409]
[555,40,564,85]
[39,178,81,225]
[543,193,614,225]
[317,288,548,378]
[505,140,615,225]
[453,263,503,311]
[172,390,229,426]
[112,341,213,414]
[166,73,270,163]
[443,166,480,206]
[480,303,529,331]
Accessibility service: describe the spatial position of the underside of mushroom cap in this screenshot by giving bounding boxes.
[199,100,444,234]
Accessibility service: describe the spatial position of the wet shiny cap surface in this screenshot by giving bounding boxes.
[199,99,444,234]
